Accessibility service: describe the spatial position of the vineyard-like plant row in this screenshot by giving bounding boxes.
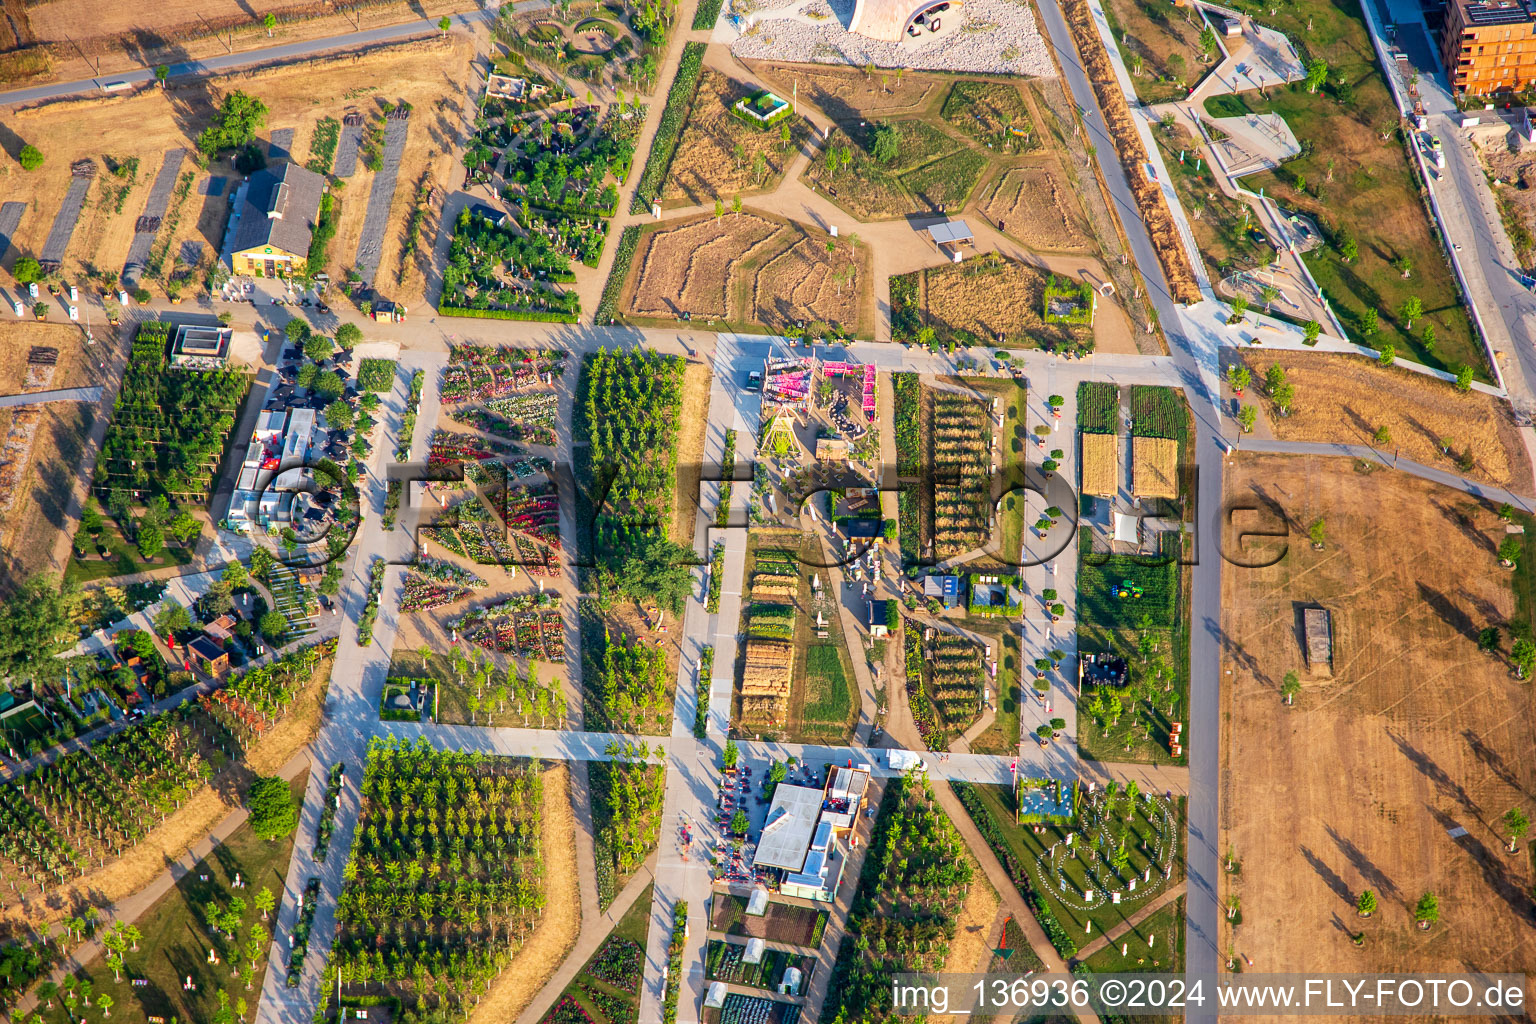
[922,634,985,729]
[1130,385,1188,442]
[1077,381,1118,435]
[332,739,547,1014]
[929,394,991,558]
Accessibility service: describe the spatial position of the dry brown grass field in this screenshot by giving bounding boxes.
[624,210,870,334]
[663,69,808,207]
[1081,431,1118,497]
[0,0,476,84]
[1243,352,1532,489]
[977,165,1095,253]
[2,37,474,299]
[1221,454,1536,995]
[1132,436,1177,499]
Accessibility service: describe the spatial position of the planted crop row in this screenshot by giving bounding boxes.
[631,42,706,214]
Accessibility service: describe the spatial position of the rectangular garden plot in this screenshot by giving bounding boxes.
[709,893,827,947]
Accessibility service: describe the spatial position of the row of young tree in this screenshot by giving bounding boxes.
[590,742,665,907]
[94,322,248,503]
[826,775,974,1023]
[331,739,547,1009]
[0,715,210,896]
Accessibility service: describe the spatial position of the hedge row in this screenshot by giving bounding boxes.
[631,42,706,213]
[596,224,640,323]
[438,305,578,323]
[951,781,1079,959]
[693,0,723,28]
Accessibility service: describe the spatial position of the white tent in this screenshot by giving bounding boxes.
[781,967,804,995]
[705,981,728,1009]
[746,885,770,916]
[743,937,766,964]
[1113,511,1139,545]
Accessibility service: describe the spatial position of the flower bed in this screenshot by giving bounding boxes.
[586,936,643,992]
[452,596,563,659]
[428,430,520,465]
[540,995,596,1024]
[401,559,488,611]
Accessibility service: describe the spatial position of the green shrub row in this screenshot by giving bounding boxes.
[438,305,579,323]
[597,224,640,323]
[693,0,724,28]
[951,781,1078,958]
[706,542,725,613]
[694,646,714,738]
[307,192,339,272]
[663,901,688,1024]
[632,42,706,213]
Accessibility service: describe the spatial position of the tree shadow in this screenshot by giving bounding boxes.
[1299,844,1352,904]
[1324,823,1400,904]
[1415,581,1477,642]
[1462,728,1532,801]
[1429,497,1495,556]
[1386,727,1482,819]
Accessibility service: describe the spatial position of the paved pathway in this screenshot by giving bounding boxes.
[512,856,658,1024]
[0,386,103,407]
[1237,438,1536,508]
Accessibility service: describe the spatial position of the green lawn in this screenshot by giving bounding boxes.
[538,883,653,1024]
[1079,896,1186,973]
[1078,532,1178,629]
[33,777,304,1024]
[796,642,858,741]
[969,630,1021,754]
[1202,0,1486,377]
[65,519,199,585]
[959,783,1185,950]
[901,149,989,209]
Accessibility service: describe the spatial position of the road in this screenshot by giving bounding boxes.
[1032,0,1229,1006]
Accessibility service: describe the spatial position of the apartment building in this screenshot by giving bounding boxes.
[1441,0,1536,95]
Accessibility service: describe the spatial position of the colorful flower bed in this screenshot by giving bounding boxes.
[401,559,488,611]
[452,596,564,660]
[541,995,596,1024]
[428,430,520,465]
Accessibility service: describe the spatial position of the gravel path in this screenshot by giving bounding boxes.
[0,386,104,408]
[269,128,295,162]
[353,117,410,285]
[40,173,92,266]
[731,0,1055,75]
[334,120,364,177]
[0,202,23,262]
[123,148,186,285]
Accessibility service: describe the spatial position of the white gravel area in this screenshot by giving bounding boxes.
[729,0,1055,76]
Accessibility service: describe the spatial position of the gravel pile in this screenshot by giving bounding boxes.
[731,0,1054,76]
